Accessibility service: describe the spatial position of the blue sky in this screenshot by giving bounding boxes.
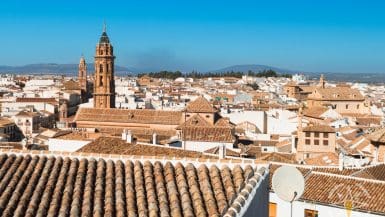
[1,0,385,73]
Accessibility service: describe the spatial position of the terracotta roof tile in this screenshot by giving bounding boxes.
[77,137,215,159]
[16,97,57,104]
[0,152,265,217]
[368,128,385,143]
[185,96,217,113]
[75,108,183,125]
[183,127,235,143]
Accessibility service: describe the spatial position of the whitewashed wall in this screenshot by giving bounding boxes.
[48,138,91,152]
[270,192,383,217]
[184,141,233,152]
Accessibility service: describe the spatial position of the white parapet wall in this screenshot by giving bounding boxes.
[48,138,91,152]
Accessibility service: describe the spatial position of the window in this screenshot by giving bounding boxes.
[305,139,311,145]
[305,209,318,217]
[100,76,103,86]
[206,115,210,118]
[323,133,329,138]
[314,132,319,138]
[345,104,349,109]
[305,132,311,137]
[357,104,359,109]
[106,63,109,72]
[314,140,319,145]
[269,203,277,217]
[323,140,328,146]
[100,64,103,73]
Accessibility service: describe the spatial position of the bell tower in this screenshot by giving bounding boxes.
[93,24,116,108]
[78,55,87,92]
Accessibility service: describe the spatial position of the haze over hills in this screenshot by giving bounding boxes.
[0,64,134,75]
[208,64,295,74]
[0,63,384,83]
[0,63,296,75]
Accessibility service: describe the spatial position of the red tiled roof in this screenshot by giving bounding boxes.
[0,152,264,217]
[185,96,217,113]
[75,108,183,125]
[368,128,385,143]
[16,97,57,104]
[177,114,212,129]
[183,127,235,143]
[302,125,335,132]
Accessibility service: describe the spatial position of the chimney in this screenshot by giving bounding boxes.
[126,130,132,144]
[298,104,304,132]
[263,111,267,134]
[219,144,226,159]
[121,129,128,140]
[122,129,133,143]
[152,133,157,145]
[339,152,344,171]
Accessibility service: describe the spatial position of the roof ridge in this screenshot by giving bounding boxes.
[311,171,385,184]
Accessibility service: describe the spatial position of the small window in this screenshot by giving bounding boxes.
[206,115,210,118]
[305,209,318,217]
[357,104,359,109]
[305,139,311,145]
[100,64,103,73]
[305,132,311,137]
[314,132,319,138]
[345,104,349,109]
[323,133,329,138]
[314,140,319,145]
[323,140,328,146]
[100,76,103,86]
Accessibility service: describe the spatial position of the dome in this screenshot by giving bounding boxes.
[99,31,110,44]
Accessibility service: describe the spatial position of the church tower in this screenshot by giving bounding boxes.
[78,55,87,92]
[319,74,326,88]
[93,24,116,108]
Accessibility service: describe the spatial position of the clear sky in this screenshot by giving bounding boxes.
[1,0,385,73]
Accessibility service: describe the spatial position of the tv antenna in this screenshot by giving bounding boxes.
[272,165,305,217]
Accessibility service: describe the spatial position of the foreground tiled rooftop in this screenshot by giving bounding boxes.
[77,137,217,159]
[270,163,385,215]
[0,150,268,217]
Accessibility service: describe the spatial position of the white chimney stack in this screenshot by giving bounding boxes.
[339,152,344,171]
[122,129,133,143]
[219,144,226,159]
[152,133,157,145]
[126,130,132,144]
[121,129,128,140]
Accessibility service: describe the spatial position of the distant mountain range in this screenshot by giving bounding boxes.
[0,64,134,76]
[0,63,384,83]
[209,64,295,74]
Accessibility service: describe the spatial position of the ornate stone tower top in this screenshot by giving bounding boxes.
[78,55,87,92]
[93,24,116,108]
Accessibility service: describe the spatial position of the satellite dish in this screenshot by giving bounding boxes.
[272,165,305,202]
